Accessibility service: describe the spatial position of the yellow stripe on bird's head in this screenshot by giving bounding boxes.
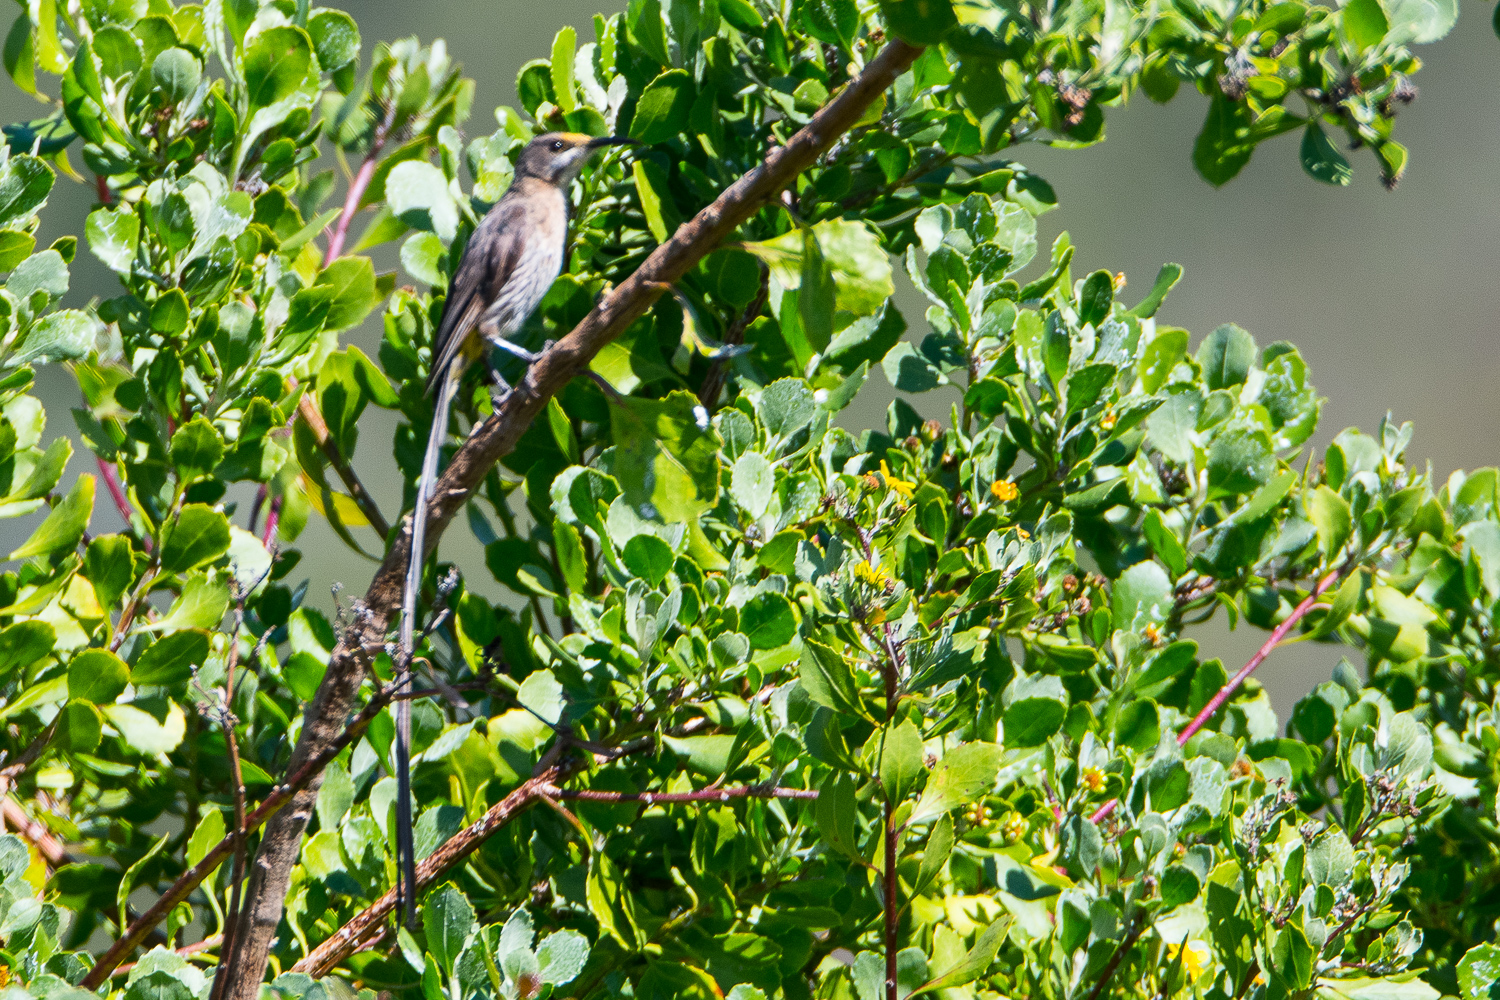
[517,131,641,186]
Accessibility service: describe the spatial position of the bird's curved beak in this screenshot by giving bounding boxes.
[587,135,642,149]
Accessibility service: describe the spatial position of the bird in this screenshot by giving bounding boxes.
[395,131,637,925]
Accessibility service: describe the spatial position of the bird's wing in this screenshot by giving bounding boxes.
[426,196,529,394]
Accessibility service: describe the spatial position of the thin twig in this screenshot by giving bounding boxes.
[1090,566,1345,825]
[548,784,818,804]
[324,104,398,264]
[97,458,143,544]
[0,796,67,866]
[210,605,251,1000]
[260,497,281,546]
[697,267,769,410]
[1086,912,1145,1000]
[295,395,391,538]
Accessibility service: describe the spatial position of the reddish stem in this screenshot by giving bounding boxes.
[96,174,112,205]
[323,107,396,265]
[97,458,144,547]
[1090,568,1343,825]
[323,156,378,265]
[261,497,281,546]
[552,785,817,804]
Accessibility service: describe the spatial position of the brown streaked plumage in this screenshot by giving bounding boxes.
[396,131,636,927]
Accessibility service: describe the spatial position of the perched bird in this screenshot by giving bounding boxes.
[396,131,636,924]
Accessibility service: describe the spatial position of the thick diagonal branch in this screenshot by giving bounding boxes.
[217,38,921,1000]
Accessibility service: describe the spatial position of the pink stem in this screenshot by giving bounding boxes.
[97,458,147,549]
[1089,567,1343,825]
[323,156,379,265]
[552,785,818,804]
[261,497,281,546]
[323,109,396,266]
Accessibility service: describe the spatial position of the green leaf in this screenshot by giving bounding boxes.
[1307,485,1352,558]
[158,504,231,574]
[1113,560,1173,631]
[1457,944,1500,1000]
[306,9,359,70]
[799,640,863,716]
[86,206,139,274]
[913,918,1012,995]
[14,310,95,366]
[131,629,211,687]
[314,256,378,332]
[243,25,312,112]
[1194,93,1255,188]
[57,698,102,753]
[610,390,719,523]
[0,620,54,680]
[1342,0,1389,51]
[11,473,93,560]
[879,0,958,44]
[140,572,229,632]
[0,154,54,228]
[67,648,128,704]
[911,742,1001,823]
[536,929,590,985]
[1142,510,1188,577]
[1003,696,1066,747]
[0,230,34,271]
[883,341,948,393]
[1077,270,1113,327]
[661,734,737,778]
[739,591,797,649]
[1301,124,1353,186]
[1160,864,1201,907]
[187,809,225,880]
[151,47,200,100]
[630,68,694,144]
[1129,263,1183,319]
[621,534,673,588]
[731,452,774,518]
[386,161,459,240]
[83,534,135,609]
[914,814,953,895]
[104,701,187,755]
[423,882,475,977]
[879,717,924,804]
[1197,323,1256,390]
[170,417,225,482]
[816,771,861,859]
[551,26,577,113]
[400,232,447,288]
[1206,428,1274,500]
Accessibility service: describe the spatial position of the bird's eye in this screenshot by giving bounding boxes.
[551,140,565,151]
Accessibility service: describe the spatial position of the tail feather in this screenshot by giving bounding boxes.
[396,364,460,926]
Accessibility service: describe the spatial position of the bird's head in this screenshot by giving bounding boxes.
[516,132,638,187]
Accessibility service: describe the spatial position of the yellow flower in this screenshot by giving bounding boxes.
[1165,940,1212,980]
[1081,766,1105,792]
[854,561,891,588]
[879,461,916,501]
[991,480,1019,502]
[1100,407,1117,431]
[1016,528,1030,540]
[0,965,11,987]
[1113,271,1127,291]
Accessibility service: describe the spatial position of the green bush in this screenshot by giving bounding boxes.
[0,1,1493,1000]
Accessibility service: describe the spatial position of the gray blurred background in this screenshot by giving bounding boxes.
[4,0,1497,717]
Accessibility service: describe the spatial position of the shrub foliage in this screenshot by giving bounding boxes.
[0,1,1493,1000]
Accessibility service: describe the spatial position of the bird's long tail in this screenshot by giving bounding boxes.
[397,362,460,927]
